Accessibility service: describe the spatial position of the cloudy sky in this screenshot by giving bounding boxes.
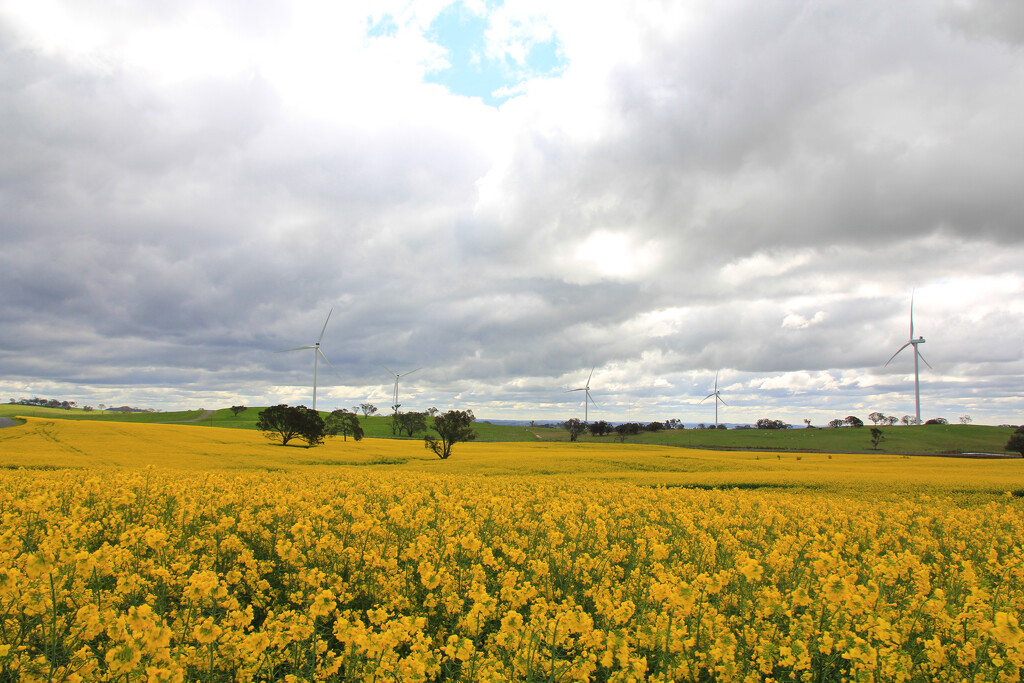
[2,0,1022,425]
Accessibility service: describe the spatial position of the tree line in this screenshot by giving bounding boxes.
[255,405,476,459]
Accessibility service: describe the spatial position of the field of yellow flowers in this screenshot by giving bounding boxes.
[1,417,1023,682]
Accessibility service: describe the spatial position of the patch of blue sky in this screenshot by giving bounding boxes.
[424,1,566,107]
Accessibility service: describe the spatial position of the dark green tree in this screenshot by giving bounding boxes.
[870,427,884,450]
[257,405,325,447]
[230,405,247,416]
[424,410,476,459]
[358,403,378,417]
[563,418,586,442]
[326,409,364,441]
[615,422,642,442]
[1005,427,1024,457]
[844,415,864,428]
[394,411,427,437]
[588,420,612,437]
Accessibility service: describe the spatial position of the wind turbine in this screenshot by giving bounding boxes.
[884,290,932,426]
[276,309,341,412]
[381,365,421,414]
[700,370,728,425]
[566,366,598,423]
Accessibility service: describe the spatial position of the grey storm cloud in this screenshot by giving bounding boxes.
[1,0,1022,424]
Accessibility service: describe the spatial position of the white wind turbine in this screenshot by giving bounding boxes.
[566,366,598,423]
[700,370,728,425]
[382,365,421,414]
[884,290,932,426]
[276,309,341,412]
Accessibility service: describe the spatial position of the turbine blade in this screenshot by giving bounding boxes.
[404,367,423,377]
[566,388,585,393]
[586,365,595,387]
[318,349,343,379]
[718,397,729,406]
[318,308,333,343]
[380,364,397,377]
[884,342,912,367]
[715,369,720,391]
[916,348,933,370]
[700,393,715,403]
[909,290,915,338]
[277,346,314,353]
[588,394,598,408]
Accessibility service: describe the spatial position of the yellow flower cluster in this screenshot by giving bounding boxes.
[1,464,1023,682]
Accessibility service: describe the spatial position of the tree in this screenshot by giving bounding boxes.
[665,418,681,430]
[924,418,948,425]
[828,419,844,428]
[563,418,586,442]
[614,422,642,442]
[230,405,247,417]
[844,416,864,428]
[646,421,663,432]
[257,405,326,447]
[870,427,884,450]
[424,410,476,459]
[756,418,789,430]
[804,419,812,428]
[959,415,973,425]
[868,412,886,425]
[359,403,379,417]
[901,415,915,426]
[1006,427,1024,457]
[885,416,899,426]
[326,409,364,441]
[589,420,612,437]
[394,412,427,437]
[83,405,94,412]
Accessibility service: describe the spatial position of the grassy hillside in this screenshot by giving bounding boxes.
[0,404,205,423]
[569,423,1017,455]
[2,404,1017,455]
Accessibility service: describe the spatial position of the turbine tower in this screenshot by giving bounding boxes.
[382,365,421,414]
[277,308,341,412]
[566,366,598,423]
[884,290,932,425]
[700,370,728,425]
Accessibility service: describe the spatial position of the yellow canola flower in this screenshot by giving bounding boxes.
[993,611,1024,647]
[192,617,223,645]
[1,422,1024,682]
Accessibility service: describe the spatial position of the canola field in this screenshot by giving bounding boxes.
[1,417,1023,682]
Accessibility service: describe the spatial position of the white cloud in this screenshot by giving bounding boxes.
[782,311,826,329]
